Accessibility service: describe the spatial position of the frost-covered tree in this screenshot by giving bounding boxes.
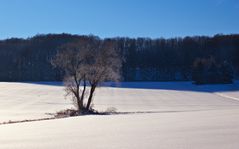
[51,36,121,113]
[84,39,122,110]
[51,40,88,112]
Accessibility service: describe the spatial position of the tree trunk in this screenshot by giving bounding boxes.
[80,77,86,103]
[76,84,83,112]
[72,74,83,113]
[86,84,96,110]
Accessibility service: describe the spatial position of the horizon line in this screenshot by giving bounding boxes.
[0,32,239,41]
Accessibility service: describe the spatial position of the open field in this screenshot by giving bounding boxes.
[0,82,239,148]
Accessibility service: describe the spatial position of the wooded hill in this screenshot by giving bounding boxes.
[0,33,238,81]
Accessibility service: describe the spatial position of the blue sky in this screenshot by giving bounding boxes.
[0,0,238,39]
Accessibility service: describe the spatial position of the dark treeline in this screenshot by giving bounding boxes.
[0,33,238,81]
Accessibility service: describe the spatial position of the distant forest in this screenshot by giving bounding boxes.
[0,33,238,81]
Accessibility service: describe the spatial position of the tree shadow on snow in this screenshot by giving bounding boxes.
[101,81,239,93]
[23,81,239,93]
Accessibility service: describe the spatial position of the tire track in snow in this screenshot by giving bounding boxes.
[214,92,239,102]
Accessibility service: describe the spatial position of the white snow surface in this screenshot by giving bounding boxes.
[1,81,239,149]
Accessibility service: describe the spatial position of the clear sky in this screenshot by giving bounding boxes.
[0,0,238,39]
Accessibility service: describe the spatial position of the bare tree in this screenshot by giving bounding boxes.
[51,39,89,113]
[84,39,122,110]
[51,37,122,113]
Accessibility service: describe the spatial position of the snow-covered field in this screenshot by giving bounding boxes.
[0,81,239,148]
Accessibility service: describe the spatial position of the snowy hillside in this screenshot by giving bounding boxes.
[0,81,239,148]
